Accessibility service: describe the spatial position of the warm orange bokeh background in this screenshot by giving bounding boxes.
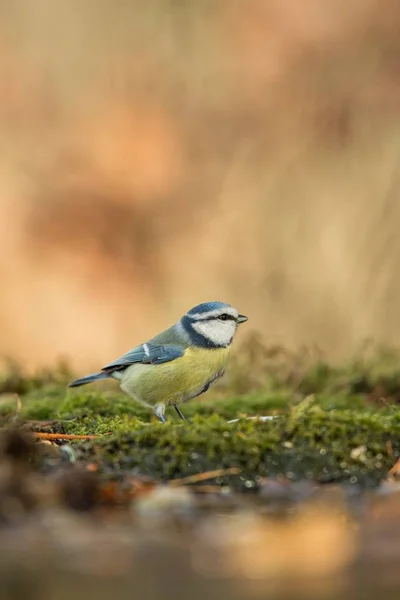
[2,0,400,369]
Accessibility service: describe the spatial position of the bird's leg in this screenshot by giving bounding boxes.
[174,406,187,423]
[154,404,167,424]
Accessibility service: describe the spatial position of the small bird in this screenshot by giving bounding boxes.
[68,301,248,423]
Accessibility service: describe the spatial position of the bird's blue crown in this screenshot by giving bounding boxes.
[186,301,230,316]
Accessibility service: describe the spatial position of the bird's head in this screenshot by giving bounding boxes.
[181,301,248,348]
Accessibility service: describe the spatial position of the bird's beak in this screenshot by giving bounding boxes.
[237,314,248,324]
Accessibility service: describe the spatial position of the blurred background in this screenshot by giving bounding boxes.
[2,0,400,369]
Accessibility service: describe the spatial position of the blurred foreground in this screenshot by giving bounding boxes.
[1,428,400,600]
[2,1,400,367]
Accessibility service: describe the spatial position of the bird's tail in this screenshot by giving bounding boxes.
[68,371,110,388]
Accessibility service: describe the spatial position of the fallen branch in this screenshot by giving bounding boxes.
[33,432,101,441]
[169,467,241,487]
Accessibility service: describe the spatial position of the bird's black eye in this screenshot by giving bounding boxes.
[219,314,229,321]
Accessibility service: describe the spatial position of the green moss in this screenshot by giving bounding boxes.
[72,407,400,486]
[58,390,150,419]
[0,386,293,423]
[1,343,400,488]
[0,385,372,426]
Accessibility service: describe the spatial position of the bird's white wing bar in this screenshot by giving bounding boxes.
[101,343,185,372]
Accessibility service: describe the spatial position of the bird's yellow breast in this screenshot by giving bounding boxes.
[120,345,230,407]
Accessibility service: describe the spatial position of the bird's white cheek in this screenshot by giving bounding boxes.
[193,321,236,346]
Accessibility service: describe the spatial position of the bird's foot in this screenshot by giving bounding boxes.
[154,404,167,424]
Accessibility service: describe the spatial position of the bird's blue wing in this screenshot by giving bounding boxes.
[101,343,185,373]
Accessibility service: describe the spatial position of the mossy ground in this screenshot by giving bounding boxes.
[1,340,400,487]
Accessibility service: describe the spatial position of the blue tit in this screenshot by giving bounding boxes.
[68,301,248,423]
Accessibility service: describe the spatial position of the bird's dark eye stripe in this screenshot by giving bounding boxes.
[187,313,236,322]
[217,313,236,321]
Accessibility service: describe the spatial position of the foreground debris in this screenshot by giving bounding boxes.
[0,428,399,600]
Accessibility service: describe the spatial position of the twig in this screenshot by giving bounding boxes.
[169,467,241,487]
[33,432,101,441]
